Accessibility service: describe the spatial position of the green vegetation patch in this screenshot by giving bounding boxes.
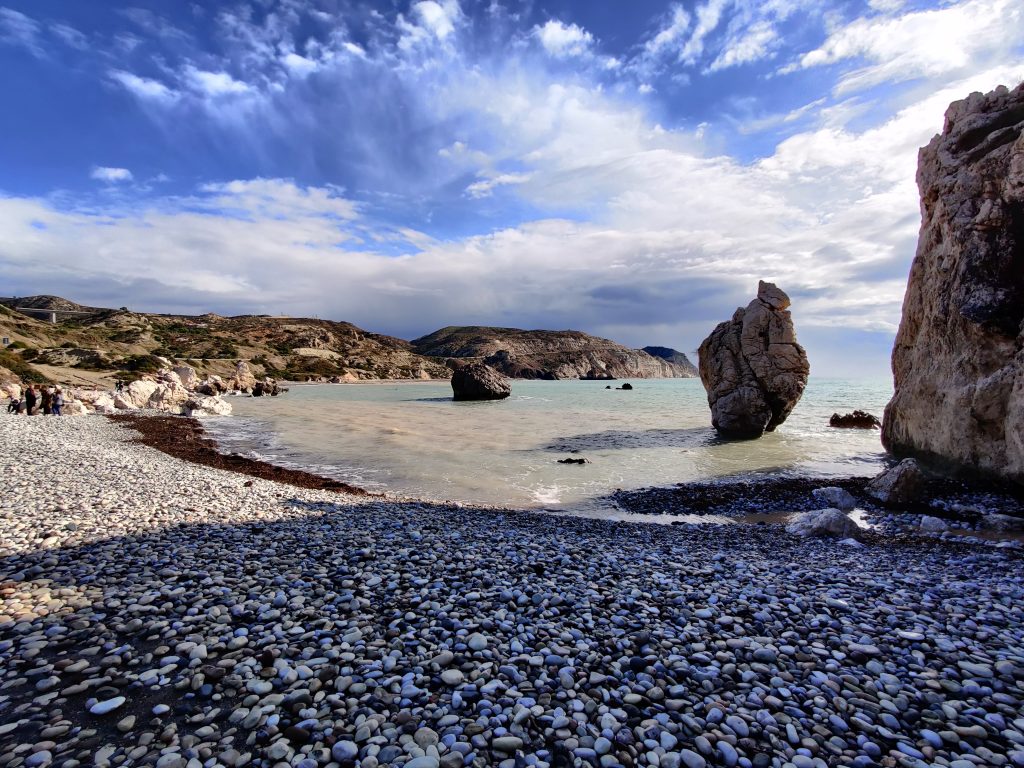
[0,347,52,383]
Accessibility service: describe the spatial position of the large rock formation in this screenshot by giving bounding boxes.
[413,327,697,380]
[451,363,511,401]
[882,83,1024,485]
[698,282,810,438]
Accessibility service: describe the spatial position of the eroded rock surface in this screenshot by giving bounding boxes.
[866,458,927,506]
[829,411,881,429]
[451,363,511,401]
[883,83,1024,484]
[698,281,810,438]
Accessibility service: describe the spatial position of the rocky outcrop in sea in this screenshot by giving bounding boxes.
[698,282,810,439]
[451,362,512,401]
[883,83,1024,485]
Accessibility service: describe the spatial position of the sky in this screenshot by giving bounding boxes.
[0,1,1022,377]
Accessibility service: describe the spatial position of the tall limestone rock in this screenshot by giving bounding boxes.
[883,83,1024,484]
[698,282,810,439]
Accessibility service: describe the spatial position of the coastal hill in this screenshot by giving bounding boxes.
[412,326,697,379]
[641,346,699,376]
[0,296,696,385]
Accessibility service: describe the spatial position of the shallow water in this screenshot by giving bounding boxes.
[205,377,891,515]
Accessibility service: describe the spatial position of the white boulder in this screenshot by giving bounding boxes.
[147,381,191,411]
[123,379,159,409]
[183,396,232,417]
[63,401,89,416]
[811,487,857,512]
[172,364,200,390]
[920,515,949,532]
[786,508,859,538]
[233,361,257,393]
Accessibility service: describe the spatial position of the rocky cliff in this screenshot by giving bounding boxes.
[412,327,697,380]
[641,346,698,377]
[883,82,1024,484]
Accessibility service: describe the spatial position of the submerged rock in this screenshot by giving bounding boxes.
[450,363,511,401]
[698,281,810,438]
[882,82,1024,484]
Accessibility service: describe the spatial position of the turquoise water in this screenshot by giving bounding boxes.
[206,377,892,514]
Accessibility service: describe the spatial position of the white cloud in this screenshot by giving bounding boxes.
[788,0,1023,93]
[679,0,731,65]
[184,66,251,97]
[414,0,459,40]
[200,178,359,221]
[643,5,691,57]
[281,52,319,76]
[90,167,134,183]
[3,0,1024,375]
[536,20,594,58]
[109,69,180,105]
[465,172,532,199]
[707,19,778,72]
[0,7,42,56]
[52,23,87,50]
[398,0,462,50]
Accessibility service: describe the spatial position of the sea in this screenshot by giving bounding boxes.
[203,377,893,518]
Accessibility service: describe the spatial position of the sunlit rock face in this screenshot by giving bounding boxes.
[883,83,1024,485]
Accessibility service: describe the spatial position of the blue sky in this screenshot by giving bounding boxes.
[0,0,1022,376]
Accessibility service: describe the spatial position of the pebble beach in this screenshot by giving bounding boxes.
[2,416,1024,768]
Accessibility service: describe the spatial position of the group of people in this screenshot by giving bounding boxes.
[6,384,65,416]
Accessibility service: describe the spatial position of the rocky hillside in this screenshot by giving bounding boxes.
[412,326,697,379]
[883,82,1024,485]
[0,299,448,386]
[1,298,696,386]
[641,346,698,376]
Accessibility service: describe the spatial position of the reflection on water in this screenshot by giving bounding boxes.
[207,377,891,514]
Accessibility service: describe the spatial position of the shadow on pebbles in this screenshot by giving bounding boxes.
[1,416,1023,768]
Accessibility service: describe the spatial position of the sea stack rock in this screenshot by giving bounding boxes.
[882,83,1024,484]
[698,281,810,438]
[451,362,511,401]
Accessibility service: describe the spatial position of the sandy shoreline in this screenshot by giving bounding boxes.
[2,415,1024,768]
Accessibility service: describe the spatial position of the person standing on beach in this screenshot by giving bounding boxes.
[40,386,53,416]
[24,385,37,415]
[52,388,64,416]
